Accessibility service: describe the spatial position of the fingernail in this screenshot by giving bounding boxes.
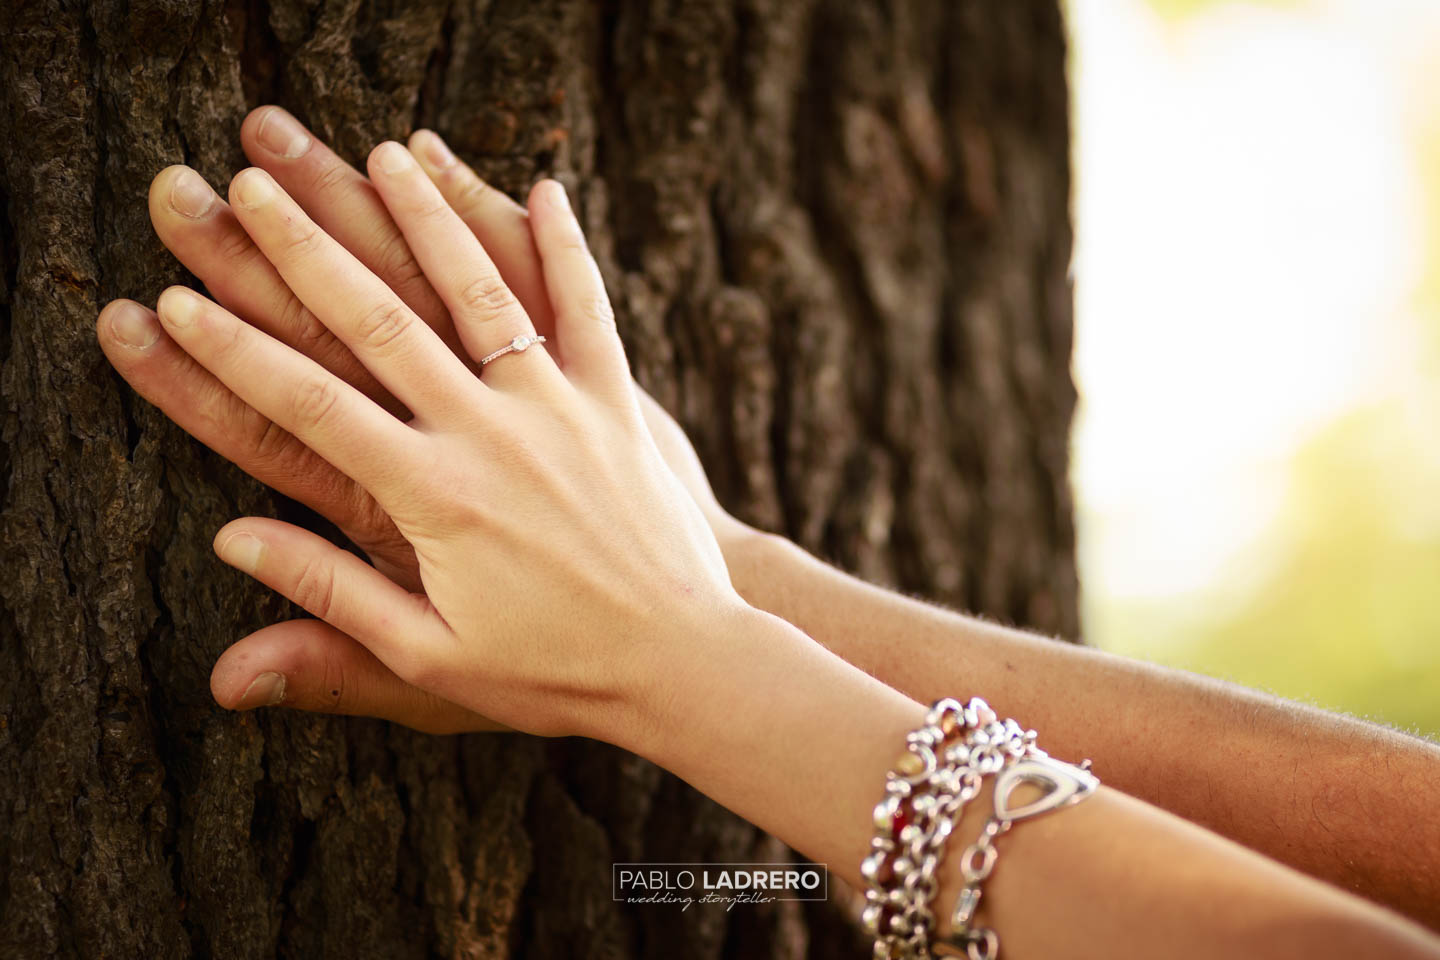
[238,672,286,708]
[107,302,160,350]
[219,532,265,573]
[232,169,277,209]
[158,288,201,329]
[255,108,312,160]
[415,130,456,169]
[545,179,571,211]
[169,168,215,219]
[375,141,415,175]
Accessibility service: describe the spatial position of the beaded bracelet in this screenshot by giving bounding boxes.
[862,697,988,958]
[864,698,1099,960]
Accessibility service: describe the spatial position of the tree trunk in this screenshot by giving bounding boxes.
[0,1,1075,957]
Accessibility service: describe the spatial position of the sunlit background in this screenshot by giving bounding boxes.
[1068,0,1440,737]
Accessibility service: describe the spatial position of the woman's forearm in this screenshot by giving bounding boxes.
[108,113,1438,954]
[629,604,1440,959]
[723,529,1440,930]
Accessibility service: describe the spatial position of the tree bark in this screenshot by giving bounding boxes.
[0,1,1075,957]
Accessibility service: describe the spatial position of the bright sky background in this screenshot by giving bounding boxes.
[1069,0,1440,659]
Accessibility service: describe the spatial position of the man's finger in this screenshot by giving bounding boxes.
[152,285,421,499]
[146,165,404,417]
[226,168,479,420]
[240,105,470,360]
[96,299,418,586]
[212,517,450,679]
[210,619,504,734]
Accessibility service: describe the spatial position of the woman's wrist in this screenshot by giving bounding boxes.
[615,598,795,762]
[619,597,931,879]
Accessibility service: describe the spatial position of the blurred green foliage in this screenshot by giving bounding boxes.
[1077,0,1440,742]
[1183,408,1440,738]
[1135,92,1440,741]
[1096,398,1440,740]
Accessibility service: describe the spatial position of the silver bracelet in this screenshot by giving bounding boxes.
[932,752,1098,959]
[863,698,1018,958]
[864,699,1099,960]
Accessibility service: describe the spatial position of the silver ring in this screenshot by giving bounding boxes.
[479,334,547,367]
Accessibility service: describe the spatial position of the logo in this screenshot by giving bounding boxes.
[612,862,828,910]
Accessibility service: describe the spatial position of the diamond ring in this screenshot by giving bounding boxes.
[479,334,548,367]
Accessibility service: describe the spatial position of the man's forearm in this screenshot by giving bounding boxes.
[724,529,1440,930]
[638,598,1439,959]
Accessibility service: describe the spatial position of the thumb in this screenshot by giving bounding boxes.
[210,619,507,735]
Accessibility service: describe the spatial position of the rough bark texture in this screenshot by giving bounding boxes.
[0,1,1075,957]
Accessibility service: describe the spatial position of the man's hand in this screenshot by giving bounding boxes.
[101,118,747,748]
[100,107,751,734]
[95,109,568,732]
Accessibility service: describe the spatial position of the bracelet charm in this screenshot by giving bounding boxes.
[864,698,1098,959]
[933,754,1099,959]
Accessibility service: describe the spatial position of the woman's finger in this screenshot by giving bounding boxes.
[210,619,503,735]
[239,106,468,359]
[96,299,419,587]
[527,180,632,403]
[366,141,560,393]
[406,129,556,343]
[227,167,478,421]
[212,517,451,680]
[153,285,419,498]
[146,165,403,417]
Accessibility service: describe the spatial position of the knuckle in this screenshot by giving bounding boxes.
[555,227,589,255]
[247,408,302,468]
[368,227,426,293]
[456,272,519,321]
[353,302,415,351]
[284,298,336,353]
[346,483,397,545]
[283,220,324,258]
[335,477,407,566]
[451,171,493,213]
[214,224,266,268]
[579,292,616,327]
[195,371,246,429]
[291,558,337,620]
[414,197,454,225]
[307,159,353,199]
[449,171,489,208]
[292,376,341,431]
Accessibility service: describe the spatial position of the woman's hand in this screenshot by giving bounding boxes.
[101,109,756,736]
[100,109,514,732]
[101,134,743,745]
[101,108,753,734]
